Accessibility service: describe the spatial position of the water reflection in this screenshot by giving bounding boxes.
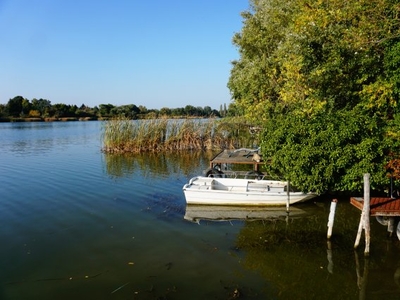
[103,150,215,179]
[355,252,369,300]
[107,148,400,300]
[184,204,318,224]
[234,207,358,298]
[4,121,400,299]
[1,121,100,155]
[10,138,56,155]
[354,241,400,300]
[217,198,400,300]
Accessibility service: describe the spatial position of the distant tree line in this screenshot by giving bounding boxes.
[0,96,230,120]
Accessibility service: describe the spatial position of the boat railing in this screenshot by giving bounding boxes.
[209,179,275,193]
[211,170,281,181]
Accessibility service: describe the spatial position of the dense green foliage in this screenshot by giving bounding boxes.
[228,0,400,193]
[0,96,222,120]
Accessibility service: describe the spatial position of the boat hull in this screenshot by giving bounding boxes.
[182,176,317,206]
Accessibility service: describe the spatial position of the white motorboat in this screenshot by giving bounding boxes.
[182,176,317,206]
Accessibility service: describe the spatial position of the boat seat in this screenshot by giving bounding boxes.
[247,183,270,192]
[211,181,229,191]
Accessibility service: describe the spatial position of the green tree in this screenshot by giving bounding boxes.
[171,107,184,116]
[99,104,115,117]
[228,0,400,193]
[203,106,212,117]
[226,102,241,117]
[159,107,171,116]
[0,104,6,117]
[228,0,296,124]
[123,104,140,118]
[51,103,69,118]
[138,105,147,115]
[184,105,196,116]
[108,104,140,119]
[21,98,31,116]
[6,96,24,117]
[31,98,51,117]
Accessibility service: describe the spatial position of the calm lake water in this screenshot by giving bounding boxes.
[1,121,400,300]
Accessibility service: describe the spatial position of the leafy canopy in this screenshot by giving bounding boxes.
[228,0,400,193]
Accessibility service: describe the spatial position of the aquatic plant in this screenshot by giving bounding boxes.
[102,117,258,153]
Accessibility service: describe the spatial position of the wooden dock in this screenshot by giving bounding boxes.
[349,174,400,255]
[209,149,263,171]
[350,197,400,216]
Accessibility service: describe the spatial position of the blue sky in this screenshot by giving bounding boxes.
[0,0,248,110]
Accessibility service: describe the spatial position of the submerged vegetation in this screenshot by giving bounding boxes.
[102,117,258,153]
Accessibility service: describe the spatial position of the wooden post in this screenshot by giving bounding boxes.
[354,210,364,248]
[327,199,338,239]
[363,174,370,256]
[354,173,371,256]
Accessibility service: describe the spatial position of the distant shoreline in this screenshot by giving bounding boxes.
[0,117,101,122]
[0,116,213,123]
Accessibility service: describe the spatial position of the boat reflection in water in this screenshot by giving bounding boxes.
[184,203,318,224]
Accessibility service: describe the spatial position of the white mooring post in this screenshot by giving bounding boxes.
[327,199,338,239]
[354,174,371,256]
[286,180,290,212]
[363,174,371,255]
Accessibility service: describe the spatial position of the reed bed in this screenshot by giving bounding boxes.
[102,117,258,153]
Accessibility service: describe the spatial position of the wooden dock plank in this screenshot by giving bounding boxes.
[210,149,264,166]
[350,197,400,216]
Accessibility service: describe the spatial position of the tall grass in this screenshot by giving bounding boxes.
[102,117,258,153]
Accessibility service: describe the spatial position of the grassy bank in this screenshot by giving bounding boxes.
[102,117,258,153]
